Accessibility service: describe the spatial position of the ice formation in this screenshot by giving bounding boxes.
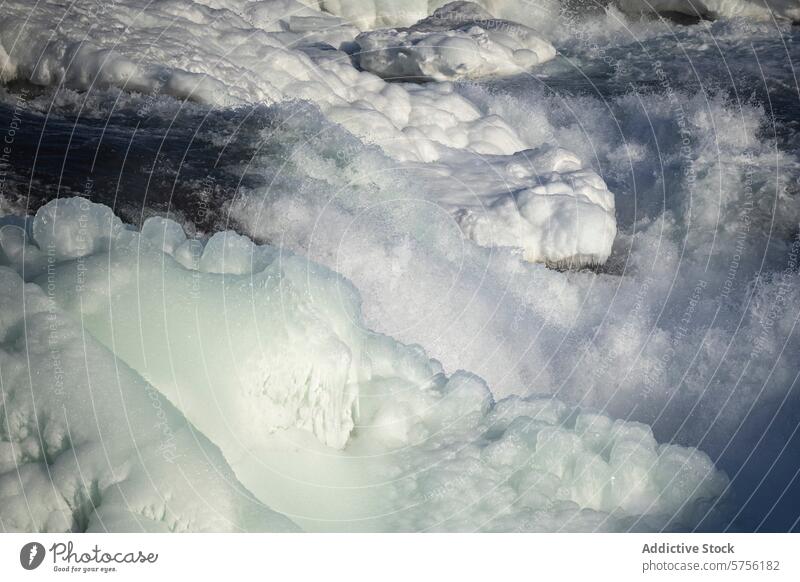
[0,199,728,531]
[355,2,556,81]
[0,245,298,531]
[0,0,616,267]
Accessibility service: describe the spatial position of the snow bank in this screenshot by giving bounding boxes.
[0,0,616,267]
[355,2,556,81]
[0,199,728,531]
[616,0,800,22]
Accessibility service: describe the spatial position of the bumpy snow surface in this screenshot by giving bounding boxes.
[0,199,727,531]
[0,0,615,267]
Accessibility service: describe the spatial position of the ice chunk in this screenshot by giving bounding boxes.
[39,232,365,451]
[32,197,124,261]
[452,161,617,266]
[141,216,187,255]
[0,265,298,532]
[200,230,258,274]
[407,145,616,265]
[0,224,47,275]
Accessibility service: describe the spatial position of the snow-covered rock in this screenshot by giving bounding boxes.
[355,2,556,81]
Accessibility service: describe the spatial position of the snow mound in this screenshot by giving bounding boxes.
[355,2,556,81]
[366,390,730,532]
[0,199,727,531]
[443,147,616,266]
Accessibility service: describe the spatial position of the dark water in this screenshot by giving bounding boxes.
[0,90,279,233]
[502,23,800,150]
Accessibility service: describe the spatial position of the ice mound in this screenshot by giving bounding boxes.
[355,2,556,81]
[616,0,800,22]
[0,0,616,267]
[366,393,730,532]
[0,269,298,532]
[440,146,616,266]
[0,199,728,531]
[21,198,375,451]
